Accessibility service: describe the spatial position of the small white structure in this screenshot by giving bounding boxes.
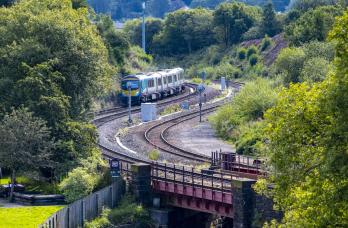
[141,103,157,122]
[221,77,226,91]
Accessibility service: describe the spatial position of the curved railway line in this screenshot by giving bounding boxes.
[93,83,198,126]
[94,81,262,180]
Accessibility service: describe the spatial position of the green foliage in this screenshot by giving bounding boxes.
[213,2,260,46]
[261,2,281,37]
[154,8,215,55]
[260,36,272,52]
[0,0,114,178]
[0,108,54,200]
[124,18,163,54]
[210,78,277,140]
[148,149,160,161]
[108,194,153,227]
[247,45,258,59]
[95,14,130,66]
[300,57,330,83]
[249,54,258,66]
[255,13,348,225]
[160,104,181,116]
[238,48,247,60]
[59,167,98,203]
[0,206,63,227]
[235,121,264,156]
[285,6,342,46]
[290,0,348,12]
[273,41,335,85]
[85,208,111,228]
[273,47,306,85]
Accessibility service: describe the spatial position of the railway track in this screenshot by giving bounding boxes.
[95,81,262,179]
[93,83,198,126]
[144,105,219,162]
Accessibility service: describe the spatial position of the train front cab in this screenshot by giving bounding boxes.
[120,77,141,106]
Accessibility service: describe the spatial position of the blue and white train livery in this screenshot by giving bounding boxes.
[120,68,185,105]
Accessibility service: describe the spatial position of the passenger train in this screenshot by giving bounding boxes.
[120,68,185,105]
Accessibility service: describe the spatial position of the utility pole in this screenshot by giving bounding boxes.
[127,82,132,125]
[198,84,204,123]
[142,1,146,53]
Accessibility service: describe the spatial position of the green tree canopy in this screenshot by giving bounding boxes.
[155,8,216,55]
[261,1,281,37]
[285,6,342,45]
[0,0,114,177]
[256,9,348,226]
[213,2,260,46]
[123,17,163,54]
[0,108,54,201]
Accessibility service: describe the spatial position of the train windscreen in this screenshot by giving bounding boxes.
[121,80,139,90]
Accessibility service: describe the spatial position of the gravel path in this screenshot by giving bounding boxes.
[165,114,235,157]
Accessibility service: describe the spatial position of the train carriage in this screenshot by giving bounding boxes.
[120,68,185,106]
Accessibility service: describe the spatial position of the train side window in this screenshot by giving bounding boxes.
[164,77,167,84]
[158,78,162,85]
[168,76,172,83]
[148,79,154,88]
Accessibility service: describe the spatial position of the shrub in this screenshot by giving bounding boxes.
[260,36,272,51]
[274,47,306,85]
[300,57,330,83]
[249,54,258,66]
[247,45,258,59]
[210,78,277,140]
[238,48,247,60]
[235,121,265,156]
[85,208,111,228]
[108,194,153,227]
[59,167,98,203]
[148,149,160,161]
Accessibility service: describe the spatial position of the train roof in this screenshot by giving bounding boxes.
[122,68,184,81]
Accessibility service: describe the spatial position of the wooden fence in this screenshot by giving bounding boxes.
[39,178,125,228]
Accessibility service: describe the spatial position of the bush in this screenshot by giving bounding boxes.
[238,48,247,60]
[247,45,258,59]
[85,208,111,228]
[235,121,265,156]
[300,57,330,83]
[210,78,277,140]
[148,149,160,161]
[59,167,98,203]
[249,54,258,66]
[274,47,306,85]
[260,36,272,51]
[108,194,153,227]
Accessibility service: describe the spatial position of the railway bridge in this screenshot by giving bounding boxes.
[118,161,281,227]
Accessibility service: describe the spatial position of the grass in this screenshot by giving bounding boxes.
[160,104,182,116]
[0,178,9,185]
[0,206,63,228]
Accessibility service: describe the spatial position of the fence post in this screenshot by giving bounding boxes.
[96,193,99,217]
[81,200,84,227]
[109,186,113,208]
[67,207,70,228]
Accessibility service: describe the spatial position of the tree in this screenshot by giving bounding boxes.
[255,10,348,226]
[285,6,342,45]
[0,0,114,177]
[155,8,215,55]
[123,18,163,54]
[274,47,306,85]
[261,1,281,37]
[213,2,259,46]
[0,108,54,201]
[300,57,330,83]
